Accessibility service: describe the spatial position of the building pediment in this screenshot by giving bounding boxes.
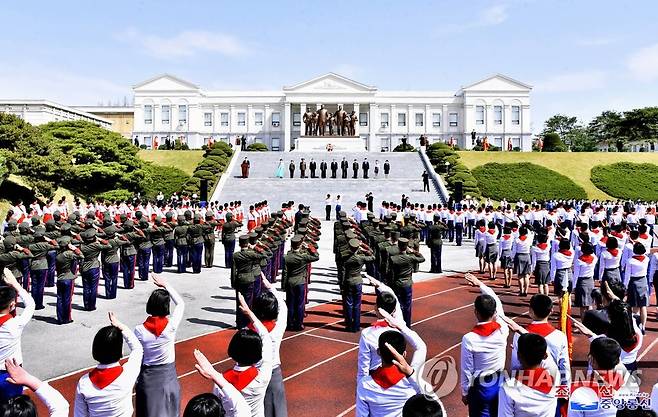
[460,74,532,92]
[133,74,199,92]
[283,73,377,94]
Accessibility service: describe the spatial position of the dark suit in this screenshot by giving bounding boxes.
[352,161,359,178]
[289,162,295,178]
[299,161,307,178]
[309,161,317,178]
[331,162,338,178]
[340,160,348,178]
[320,161,328,178]
[362,161,370,179]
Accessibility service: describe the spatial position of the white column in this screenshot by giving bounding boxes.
[407,104,412,137]
[442,105,448,142]
[353,103,360,137]
[299,103,306,136]
[463,105,471,149]
[368,103,378,152]
[284,102,291,152]
[424,105,430,136]
[229,104,236,143]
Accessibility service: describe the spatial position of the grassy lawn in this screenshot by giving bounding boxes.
[138,150,204,175]
[458,152,658,200]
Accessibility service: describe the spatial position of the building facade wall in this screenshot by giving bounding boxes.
[1,101,112,128]
[132,74,532,152]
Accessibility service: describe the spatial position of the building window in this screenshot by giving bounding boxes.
[143,136,152,148]
[398,113,406,127]
[204,112,212,127]
[178,105,187,124]
[432,113,441,127]
[271,138,280,151]
[220,112,229,126]
[449,112,458,127]
[293,113,301,127]
[494,106,502,125]
[415,113,423,127]
[254,112,263,126]
[237,112,246,126]
[359,112,368,127]
[475,105,485,125]
[144,105,153,124]
[494,137,503,147]
[512,106,520,125]
[161,105,170,124]
[380,112,389,128]
[254,137,263,144]
[272,112,280,127]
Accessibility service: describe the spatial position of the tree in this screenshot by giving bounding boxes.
[588,111,623,150]
[621,107,658,146]
[568,127,598,152]
[541,114,580,139]
[542,132,567,152]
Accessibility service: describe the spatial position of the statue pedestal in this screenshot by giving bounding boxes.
[294,135,365,152]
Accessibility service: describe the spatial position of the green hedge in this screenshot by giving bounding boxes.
[142,163,190,199]
[97,189,133,202]
[426,142,481,198]
[184,141,234,195]
[246,143,269,151]
[472,162,587,201]
[393,143,416,152]
[591,162,658,200]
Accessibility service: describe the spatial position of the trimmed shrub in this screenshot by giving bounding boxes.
[97,189,133,202]
[185,141,235,195]
[393,143,416,152]
[472,162,586,201]
[542,132,567,152]
[591,162,658,200]
[142,163,190,199]
[246,143,269,151]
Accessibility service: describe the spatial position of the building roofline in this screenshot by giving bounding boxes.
[0,99,113,124]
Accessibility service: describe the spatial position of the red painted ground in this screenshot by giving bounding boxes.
[34,272,658,416]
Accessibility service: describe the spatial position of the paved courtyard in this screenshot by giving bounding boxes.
[23,221,476,380]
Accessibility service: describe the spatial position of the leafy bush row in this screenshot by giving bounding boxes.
[426,142,481,198]
[590,162,658,201]
[472,162,587,201]
[246,143,269,151]
[183,141,234,195]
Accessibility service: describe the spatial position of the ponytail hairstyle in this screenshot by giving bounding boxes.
[606,299,638,351]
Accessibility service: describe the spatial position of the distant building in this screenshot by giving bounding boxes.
[0,100,111,128]
[132,73,533,151]
[74,106,134,138]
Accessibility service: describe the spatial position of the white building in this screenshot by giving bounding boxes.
[132,73,532,152]
[0,100,112,128]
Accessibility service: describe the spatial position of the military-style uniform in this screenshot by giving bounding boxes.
[187,214,205,273]
[79,229,112,311]
[150,217,167,273]
[99,228,130,299]
[55,242,83,324]
[389,238,425,326]
[135,220,153,280]
[202,214,218,268]
[221,213,241,269]
[16,222,34,291]
[428,217,447,273]
[282,237,319,331]
[120,220,142,288]
[231,235,266,328]
[341,239,375,332]
[28,231,58,310]
[44,220,61,287]
[174,216,190,273]
[163,213,176,267]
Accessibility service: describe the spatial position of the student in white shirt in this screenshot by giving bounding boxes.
[251,276,288,417]
[221,293,273,417]
[1,358,69,417]
[357,277,403,381]
[623,242,650,332]
[0,270,36,402]
[356,310,436,417]
[498,226,515,288]
[74,312,144,417]
[134,274,185,417]
[461,273,509,417]
[567,337,639,417]
[512,226,533,296]
[498,333,557,417]
[530,234,551,295]
[187,350,251,417]
[573,242,598,319]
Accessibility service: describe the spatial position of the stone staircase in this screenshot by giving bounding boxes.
[215,151,445,213]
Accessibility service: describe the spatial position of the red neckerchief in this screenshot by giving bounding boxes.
[144,316,169,337]
[607,248,619,257]
[502,234,511,240]
[247,320,276,333]
[89,366,124,390]
[611,231,623,239]
[591,228,600,234]
[526,322,555,337]
[558,249,572,257]
[621,334,640,353]
[488,229,496,235]
[640,234,649,239]
[537,243,548,250]
[478,226,486,232]
[512,228,518,233]
[471,321,501,336]
[519,235,528,241]
[579,254,594,264]
[370,365,406,389]
[515,368,554,394]
[0,314,12,326]
[370,319,390,328]
[633,255,646,262]
[223,366,259,391]
[600,236,608,244]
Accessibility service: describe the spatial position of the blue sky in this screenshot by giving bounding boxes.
[1,0,658,132]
